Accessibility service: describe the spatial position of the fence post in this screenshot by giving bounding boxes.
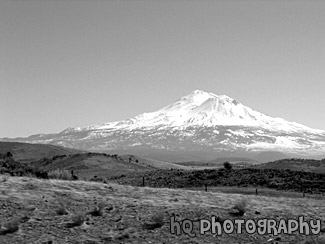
[255,188,258,195]
[142,177,145,187]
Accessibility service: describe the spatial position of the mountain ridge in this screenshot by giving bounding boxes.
[61,89,324,133]
[2,90,325,162]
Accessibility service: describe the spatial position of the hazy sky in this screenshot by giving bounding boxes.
[1,0,324,138]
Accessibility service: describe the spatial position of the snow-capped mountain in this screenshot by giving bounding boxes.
[2,90,325,162]
[79,90,322,133]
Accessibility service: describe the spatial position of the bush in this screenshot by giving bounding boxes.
[0,216,29,235]
[0,159,48,179]
[223,162,233,170]
[87,202,106,217]
[0,219,20,235]
[142,211,165,230]
[55,198,69,215]
[64,213,85,228]
[230,199,247,216]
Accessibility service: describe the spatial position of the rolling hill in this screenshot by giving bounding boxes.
[30,152,193,180]
[0,141,83,163]
[255,158,325,174]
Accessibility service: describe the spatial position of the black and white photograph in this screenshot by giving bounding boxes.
[1,0,325,243]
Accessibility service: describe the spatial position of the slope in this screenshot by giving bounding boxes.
[2,90,325,162]
[255,158,325,174]
[30,153,193,180]
[0,176,324,243]
[0,141,83,163]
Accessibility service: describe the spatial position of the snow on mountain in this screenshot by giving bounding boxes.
[2,90,325,161]
[77,90,323,133]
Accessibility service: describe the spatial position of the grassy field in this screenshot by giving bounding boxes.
[255,158,325,174]
[29,153,193,181]
[110,168,325,195]
[0,175,324,244]
[182,186,325,200]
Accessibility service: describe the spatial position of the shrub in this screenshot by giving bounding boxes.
[88,202,106,217]
[230,199,247,216]
[0,219,19,235]
[142,211,165,230]
[223,162,233,170]
[65,213,85,228]
[55,199,69,215]
[151,211,164,225]
[0,159,48,179]
[0,216,28,235]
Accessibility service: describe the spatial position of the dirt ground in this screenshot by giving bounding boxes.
[0,176,324,244]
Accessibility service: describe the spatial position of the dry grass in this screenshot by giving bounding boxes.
[0,175,9,183]
[300,236,325,244]
[192,206,205,220]
[0,176,324,243]
[48,169,72,180]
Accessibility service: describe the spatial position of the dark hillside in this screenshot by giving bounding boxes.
[255,158,325,174]
[30,153,155,180]
[0,141,82,163]
[110,167,325,194]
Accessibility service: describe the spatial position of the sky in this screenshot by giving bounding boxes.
[1,0,325,138]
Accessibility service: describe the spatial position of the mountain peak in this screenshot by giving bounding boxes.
[184,90,235,103]
[119,90,323,133]
[188,89,211,97]
[124,90,265,128]
[78,90,322,132]
[3,89,325,160]
[181,90,215,104]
